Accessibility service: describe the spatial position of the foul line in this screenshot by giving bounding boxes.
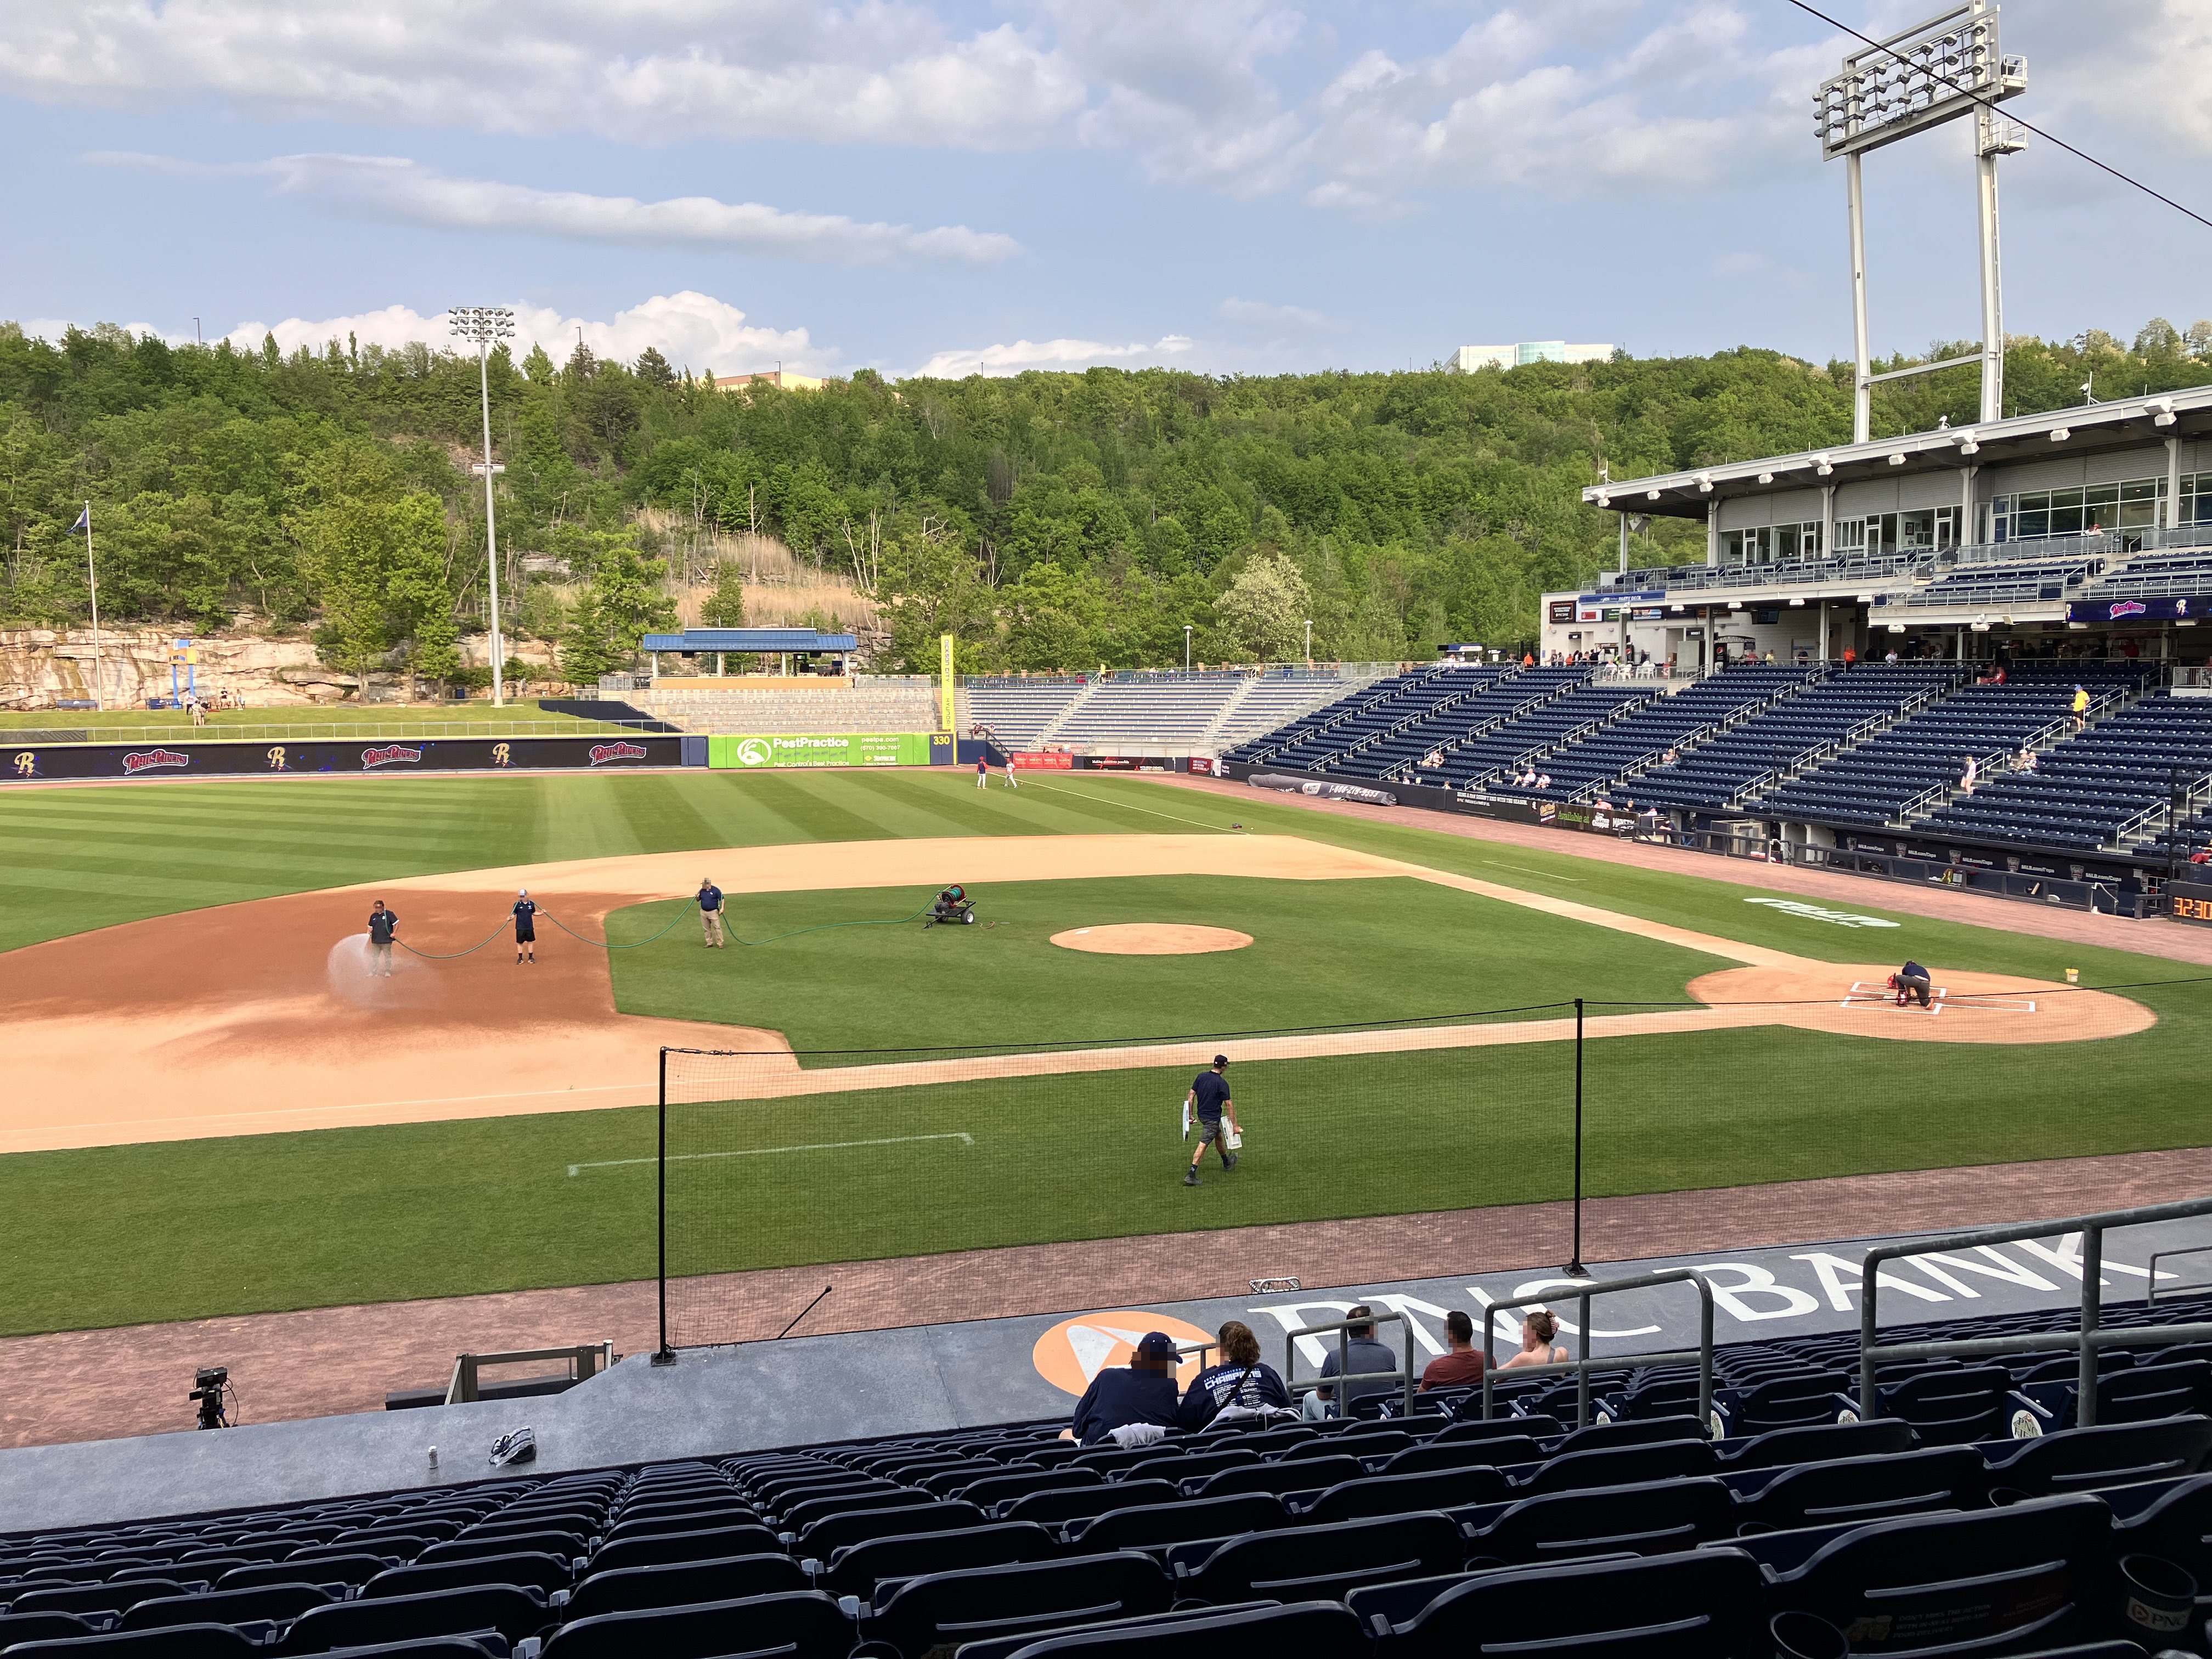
[1480,861,1588,883]
[567,1131,974,1177]
[1020,778,1238,834]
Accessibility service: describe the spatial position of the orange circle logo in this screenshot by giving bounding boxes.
[1031,1311,1216,1398]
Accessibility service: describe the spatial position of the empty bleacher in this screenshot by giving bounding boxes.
[961,680,1090,751]
[5,1290,2212,1657]
[637,680,938,735]
[1757,670,2145,830]
[1625,663,1970,814]
[1924,689,2212,853]
[1900,552,2103,610]
[1234,669,1487,775]
[1049,679,1245,751]
[1479,664,1812,802]
[1205,672,1370,752]
[1418,680,1650,788]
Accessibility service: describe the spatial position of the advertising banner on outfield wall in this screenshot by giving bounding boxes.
[2,735,681,782]
[707,732,932,769]
[1010,752,1075,770]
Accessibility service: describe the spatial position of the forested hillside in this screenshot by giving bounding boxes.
[2,318,2207,679]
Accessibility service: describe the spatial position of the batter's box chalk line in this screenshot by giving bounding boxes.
[1839,980,2038,1017]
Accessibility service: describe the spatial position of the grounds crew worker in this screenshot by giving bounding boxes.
[1184,1054,1240,1187]
[512,888,538,965]
[697,877,726,949]
[366,899,398,978]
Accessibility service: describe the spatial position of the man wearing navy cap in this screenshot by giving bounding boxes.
[1068,1330,1182,1445]
[1183,1054,1239,1187]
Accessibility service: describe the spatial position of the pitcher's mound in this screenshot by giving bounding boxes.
[1052,924,1254,956]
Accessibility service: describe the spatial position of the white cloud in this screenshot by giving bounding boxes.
[1218,297,1326,328]
[92,151,1019,265]
[0,1,1085,150]
[911,333,1194,379]
[219,291,826,378]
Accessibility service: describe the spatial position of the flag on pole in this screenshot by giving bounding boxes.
[69,508,89,533]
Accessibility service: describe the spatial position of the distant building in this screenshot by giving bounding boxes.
[1452,342,1615,373]
[712,370,827,392]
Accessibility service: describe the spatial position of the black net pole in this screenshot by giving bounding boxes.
[652,1046,675,1365]
[1565,997,1587,1277]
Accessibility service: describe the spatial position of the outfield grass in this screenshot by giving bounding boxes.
[606,875,1731,1056]
[1,767,2207,1335]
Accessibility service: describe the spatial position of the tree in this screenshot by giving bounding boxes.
[559,528,678,684]
[634,347,677,389]
[383,493,460,696]
[699,558,748,626]
[1214,553,1312,662]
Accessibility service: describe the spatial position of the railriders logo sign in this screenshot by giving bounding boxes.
[121,748,190,775]
[588,740,650,766]
[360,744,425,769]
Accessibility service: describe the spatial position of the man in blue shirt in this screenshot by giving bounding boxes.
[1069,1330,1182,1444]
[512,889,538,966]
[1183,1054,1239,1187]
[365,900,398,978]
[1307,1305,1399,1420]
[1893,960,1933,1008]
[697,878,725,949]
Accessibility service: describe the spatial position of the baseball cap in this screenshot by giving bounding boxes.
[518,888,528,896]
[1135,1331,1178,1362]
[1212,1054,1229,1067]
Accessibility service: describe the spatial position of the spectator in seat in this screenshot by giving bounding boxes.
[1069,1331,1182,1445]
[1304,1305,1398,1419]
[2017,746,2037,774]
[2190,846,2210,866]
[1659,747,1678,766]
[1420,1310,1487,1391]
[1499,1309,1570,1372]
[1180,1321,1291,1429]
[1534,772,1551,791]
[1842,647,1857,664]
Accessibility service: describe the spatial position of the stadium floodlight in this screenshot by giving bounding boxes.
[449,306,517,707]
[1816,1,2028,441]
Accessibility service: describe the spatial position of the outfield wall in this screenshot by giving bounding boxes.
[2,734,685,782]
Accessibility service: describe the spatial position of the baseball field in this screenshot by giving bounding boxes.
[0,765,2202,1342]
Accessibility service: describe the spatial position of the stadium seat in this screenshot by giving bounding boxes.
[560,1553,810,1623]
[0,1627,262,1658]
[276,1583,550,1652]
[360,1550,572,1599]
[957,1468,1102,1509]
[1297,1464,1511,1524]
[821,1520,1058,1599]
[117,1583,334,1630]
[539,1589,855,1659]
[1385,1546,1769,1657]
[986,1598,1370,1659]
[1191,1456,1365,1500]
[1376,1435,1544,1476]
[5,1577,188,1618]
[1716,1419,1915,1469]
[795,1499,984,1558]
[1120,1448,1257,1486]
[1506,1438,1716,1495]
[1766,1493,2113,1656]
[861,1550,1172,1657]
[583,1522,781,1575]
[1983,1416,2212,1497]
[1847,1364,2016,1444]
[1463,1476,1740,1566]
[1173,1511,1465,1603]
[1001,1480,1182,1527]
[2015,1364,2212,1434]
[1067,1494,1287,1552]
[0,1612,97,1649]
[416,1532,585,1568]
[1737,1446,1988,1532]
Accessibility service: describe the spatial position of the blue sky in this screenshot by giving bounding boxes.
[1,1,2207,380]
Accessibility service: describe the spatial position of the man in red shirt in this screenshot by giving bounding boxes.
[1419,1309,1487,1390]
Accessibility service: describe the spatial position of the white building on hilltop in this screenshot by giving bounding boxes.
[1453,342,1615,373]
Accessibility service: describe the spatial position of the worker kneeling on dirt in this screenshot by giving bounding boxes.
[1889,961,1933,1009]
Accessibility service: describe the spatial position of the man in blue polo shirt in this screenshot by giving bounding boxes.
[365,899,398,978]
[1183,1054,1239,1187]
[697,877,725,949]
[512,888,538,966]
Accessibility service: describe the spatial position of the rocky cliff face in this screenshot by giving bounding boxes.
[0,630,561,710]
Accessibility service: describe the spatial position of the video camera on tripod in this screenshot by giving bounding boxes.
[189,1365,233,1430]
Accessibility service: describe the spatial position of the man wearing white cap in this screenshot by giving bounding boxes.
[512,888,539,965]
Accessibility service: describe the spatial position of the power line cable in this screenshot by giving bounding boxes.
[1782,0,2212,234]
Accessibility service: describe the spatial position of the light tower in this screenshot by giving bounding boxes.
[1815,1,2028,442]
[448,306,516,705]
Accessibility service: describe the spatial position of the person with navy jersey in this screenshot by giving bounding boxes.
[1068,1331,1182,1444]
[1178,1321,1290,1428]
[365,899,398,977]
[1893,960,1933,1008]
[1183,1054,1239,1187]
[697,877,725,949]
[512,888,538,965]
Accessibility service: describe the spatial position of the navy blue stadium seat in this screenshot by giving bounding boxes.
[1984,1416,2212,1497]
[1377,1435,1544,1476]
[1463,1476,1739,1567]
[1002,1480,1182,1527]
[861,1550,1171,1659]
[1174,1511,1464,1603]
[1298,1464,1511,1524]
[276,1583,549,1652]
[582,1522,779,1575]
[1850,1364,2016,1444]
[0,1627,261,1658]
[822,1520,1058,1599]
[1386,1545,1768,1657]
[5,1578,188,1618]
[1068,1494,1286,1552]
[991,1599,1369,1659]
[0,1612,97,1648]
[958,1468,1102,1509]
[795,1499,984,1558]
[118,1583,334,1630]
[1740,1446,1988,1532]
[561,1552,808,1624]
[1191,1457,1364,1499]
[1767,1493,2112,1657]
[539,1589,854,1659]
[1717,1419,1915,1469]
[1508,1438,1716,1495]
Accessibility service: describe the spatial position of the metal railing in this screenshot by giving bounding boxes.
[1283,1310,1418,1422]
[1476,1269,1717,1430]
[1858,1197,2212,1426]
[445,1340,614,1405]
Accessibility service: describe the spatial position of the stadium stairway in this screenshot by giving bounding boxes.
[7,1292,2212,1658]
[1222,668,1472,772]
